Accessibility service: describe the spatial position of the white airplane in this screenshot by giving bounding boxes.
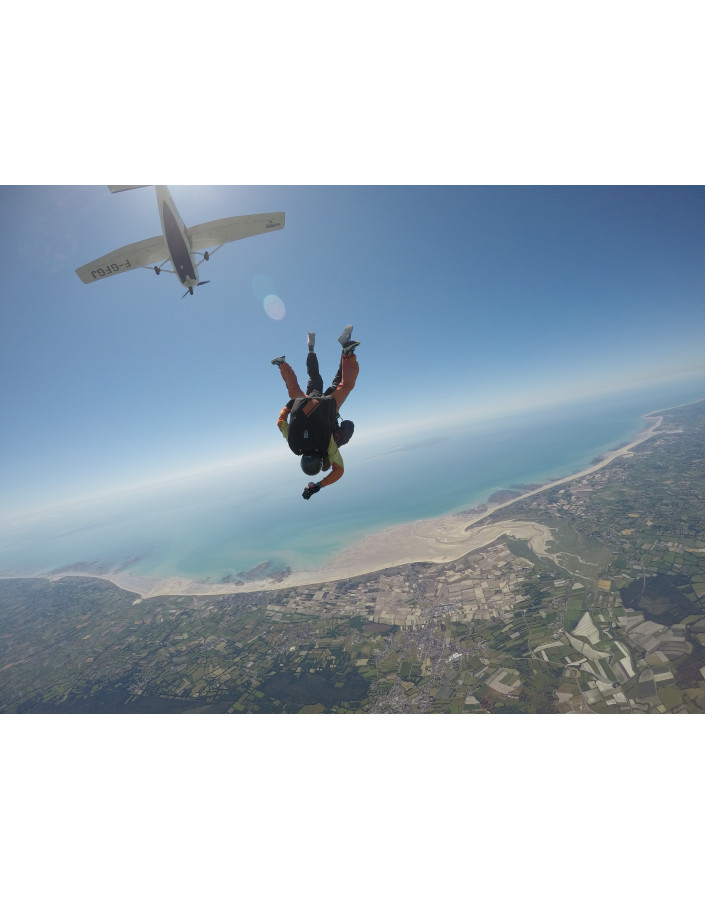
[75,185,285,296]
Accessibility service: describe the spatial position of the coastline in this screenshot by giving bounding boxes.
[93,411,664,600]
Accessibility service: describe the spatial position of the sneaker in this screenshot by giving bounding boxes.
[342,340,360,356]
[307,332,316,351]
[271,355,285,366]
[337,324,353,346]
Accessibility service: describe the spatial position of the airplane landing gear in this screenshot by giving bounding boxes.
[154,266,161,275]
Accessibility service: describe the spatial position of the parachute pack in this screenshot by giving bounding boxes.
[287,394,338,456]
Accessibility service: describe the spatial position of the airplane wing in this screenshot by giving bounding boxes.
[187,212,285,252]
[75,235,168,284]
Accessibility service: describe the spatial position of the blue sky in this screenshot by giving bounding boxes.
[1,184,704,515]
[1,6,703,520]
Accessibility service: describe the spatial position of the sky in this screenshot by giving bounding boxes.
[1,184,704,517]
[2,5,703,521]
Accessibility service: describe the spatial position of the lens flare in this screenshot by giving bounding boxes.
[263,294,286,320]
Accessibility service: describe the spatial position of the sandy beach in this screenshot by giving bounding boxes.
[101,412,663,600]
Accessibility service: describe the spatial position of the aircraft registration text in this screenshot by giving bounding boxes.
[90,260,133,279]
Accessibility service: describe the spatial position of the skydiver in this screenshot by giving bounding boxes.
[272,325,360,499]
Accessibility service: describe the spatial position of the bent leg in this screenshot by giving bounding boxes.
[331,352,359,410]
[279,362,306,399]
[305,351,324,395]
[325,360,342,396]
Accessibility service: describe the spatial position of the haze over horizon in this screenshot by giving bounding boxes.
[2,185,704,517]
[4,368,704,524]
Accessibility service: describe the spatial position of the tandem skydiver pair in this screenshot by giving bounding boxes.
[272,325,360,499]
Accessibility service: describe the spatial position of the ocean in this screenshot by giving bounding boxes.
[1,374,703,583]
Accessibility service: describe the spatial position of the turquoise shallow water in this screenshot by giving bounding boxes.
[1,374,703,582]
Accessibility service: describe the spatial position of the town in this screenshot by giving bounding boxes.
[1,400,704,713]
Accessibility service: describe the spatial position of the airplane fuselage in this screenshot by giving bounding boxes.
[76,186,284,294]
[156,186,199,292]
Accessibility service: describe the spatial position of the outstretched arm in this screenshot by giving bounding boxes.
[277,400,293,438]
[303,439,344,499]
[319,460,343,488]
[321,437,344,487]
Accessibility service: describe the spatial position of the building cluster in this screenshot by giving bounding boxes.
[267,542,536,629]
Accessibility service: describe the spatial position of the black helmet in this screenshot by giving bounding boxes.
[300,453,323,476]
[335,420,354,447]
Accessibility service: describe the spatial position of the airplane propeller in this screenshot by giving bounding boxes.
[181,280,210,299]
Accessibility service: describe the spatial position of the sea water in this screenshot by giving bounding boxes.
[1,374,703,582]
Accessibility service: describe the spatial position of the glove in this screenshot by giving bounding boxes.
[302,482,321,500]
